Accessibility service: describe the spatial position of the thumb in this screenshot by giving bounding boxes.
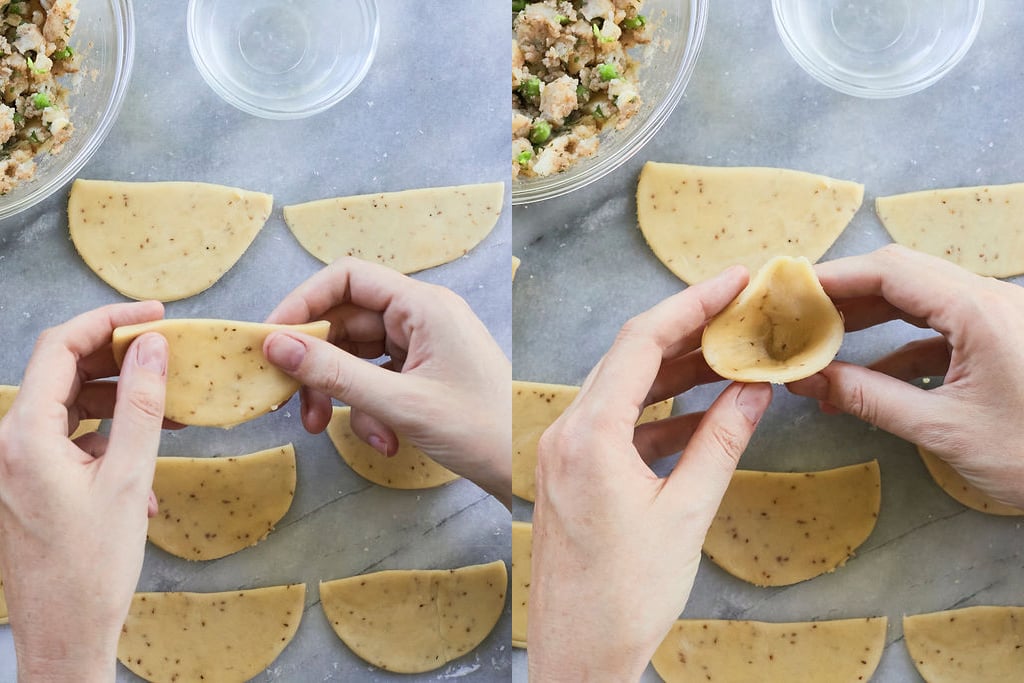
[787,361,946,442]
[105,333,167,482]
[665,382,772,508]
[264,331,414,421]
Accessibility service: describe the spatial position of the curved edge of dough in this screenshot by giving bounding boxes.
[511,520,532,649]
[916,445,1024,516]
[147,444,298,561]
[904,606,1024,682]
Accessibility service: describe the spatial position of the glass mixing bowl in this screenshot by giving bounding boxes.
[512,0,708,205]
[0,0,135,223]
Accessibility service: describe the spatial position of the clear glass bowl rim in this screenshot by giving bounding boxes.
[0,0,135,223]
[185,0,381,121]
[771,0,985,99]
[511,0,710,206]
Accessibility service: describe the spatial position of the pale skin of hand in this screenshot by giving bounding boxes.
[263,257,511,509]
[529,266,773,681]
[788,243,1024,508]
[0,302,169,683]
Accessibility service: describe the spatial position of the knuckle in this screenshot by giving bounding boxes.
[124,387,165,421]
[840,381,874,424]
[706,422,746,466]
[324,359,354,399]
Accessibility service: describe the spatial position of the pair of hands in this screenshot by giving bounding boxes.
[0,257,510,680]
[529,244,1024,680]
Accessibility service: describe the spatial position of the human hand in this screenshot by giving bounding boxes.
[263,257,511,509]
[528,267,773,681]
[788,244,1024,508]
[0,302,169,682]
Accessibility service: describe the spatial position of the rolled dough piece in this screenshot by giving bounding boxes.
[325,406,459,489]
[904,605,1024,682]
[701,255,844,383]
[117,583,305,683]
[703,461,880,587]
[637,162,863,283]
[512,380,673,502]
[0,568,7,625]
[111,319,330,428]
[652,617,887,682]
[512,255,521,281]
[283,182,504,273]
[68,179,273,302]
[319,560,507,673]
[148,445,297,561]
[511,520,531,649]
[876,183,1024,277]
[0,385,100,439]
[916,445,1024,516]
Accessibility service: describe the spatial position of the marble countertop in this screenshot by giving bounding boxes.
[512,2,1024,682]
[0,1,510,681]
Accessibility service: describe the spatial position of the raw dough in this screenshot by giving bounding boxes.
[512,255,521,281]
[111,319,330,428]
[701,256,844,383]
[512,380,673,501]
[325,406,459,489]
[652,617,887,682]
[904,605,1024,682]
[68,179,273,301]
[283,182,504,273]
[117,584,305,683]
[703,461,880,587]
[319,560,507,673]
[876,183,1024,277]
[511,520,531,648]
[636,162,863,283]
[0,384,100,439]
[148,445,297,561]
[917,446,1024,516]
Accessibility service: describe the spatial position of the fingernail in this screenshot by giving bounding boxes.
[135,334,167,375]
[736,383,770,423]
[266,334,307,372]
[367,435,390,457]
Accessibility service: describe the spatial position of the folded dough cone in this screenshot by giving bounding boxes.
[117,584,305,683]
[319,560,507,673]
[148,445,297,561]
[904,606,1024,682]
[637,162,862,283]
[112,319,330,428]
[877,182,1024,277]
[701,255,843,383]
[284,182,504,273]
[69,179,272,302]
[652,617,887,682]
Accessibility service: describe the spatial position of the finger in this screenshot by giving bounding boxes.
[73,381,186,429]
[577,265,748,426]
[633,411,706,466]
[298,385,334,434]
[148,490,158,518]
[866,336,951,381]
[833,296,929,332]
[786,361,952,440]
[813,245,983,339]
[664,382,772,507]
[319,304,387,345]
[265,257,422,324]
[73,431,109,459]
[103,333,168,484]
[264,331,418,423]
[646,348,725,405]
[349,408,399,456]
[17,302,165,424]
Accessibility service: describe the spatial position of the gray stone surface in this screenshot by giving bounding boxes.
[0,1,510,681]
[512,1,1024,681]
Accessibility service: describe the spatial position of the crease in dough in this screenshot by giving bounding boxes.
[701,255,844,383]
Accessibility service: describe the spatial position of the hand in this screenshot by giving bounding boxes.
[263,257,511,509]
[528,266,773,681]
[787,243,1024,508]
[0,302,169,681]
